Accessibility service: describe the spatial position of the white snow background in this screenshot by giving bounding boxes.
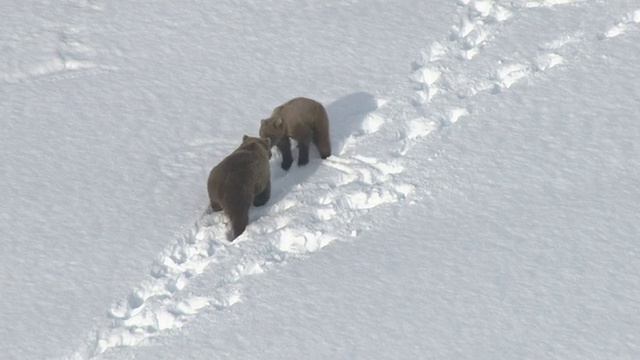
[2,0,640,359]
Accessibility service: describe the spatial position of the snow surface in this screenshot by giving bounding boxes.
[1,0,640,359]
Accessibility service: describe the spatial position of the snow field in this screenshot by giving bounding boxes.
[3,0,639,358]
[71,1,640,358]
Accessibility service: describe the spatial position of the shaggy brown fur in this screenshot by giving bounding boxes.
[207,135,272,240]
[259,97,331,170]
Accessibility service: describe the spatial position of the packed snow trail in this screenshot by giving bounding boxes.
[66,1,640,358]
[73,93,414,358]
[408,0,640,150]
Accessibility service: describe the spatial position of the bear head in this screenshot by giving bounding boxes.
[258,117,285,147]
[241,134,272,159]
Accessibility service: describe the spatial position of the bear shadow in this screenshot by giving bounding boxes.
[248,91,379,225]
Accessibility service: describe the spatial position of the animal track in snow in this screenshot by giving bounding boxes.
[410,0,514,104]
[360,113,386,135]
[474,34,569,95]
[533,52,565,71]
[450,1,513,60]
[410,65,442,103]
[599,8,640,39]
[394,118,439,156]
[275,228,334,254]
[1,12,112,84]
[524,0,585,8]
[494,63,531,90]
[66,0,105,11]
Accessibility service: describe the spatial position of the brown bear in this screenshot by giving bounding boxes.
[207,135,272,240]
[259,97,331,170]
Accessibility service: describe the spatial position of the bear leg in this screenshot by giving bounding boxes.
[297,141,310,166]
[318,148,331,160]
[253,179,271,207]
[230,212,249,241]
[277,137,293,170]
[313,129,331,159]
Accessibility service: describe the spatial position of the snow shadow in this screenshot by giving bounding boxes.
[249,91,378,220]
[326,91,379,154]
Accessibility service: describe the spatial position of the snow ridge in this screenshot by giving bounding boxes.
[66,1,640,358]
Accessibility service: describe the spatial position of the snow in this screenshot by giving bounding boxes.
[1,0,639,359]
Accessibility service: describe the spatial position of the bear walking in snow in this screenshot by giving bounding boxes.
[207,135,272,240]
[259,97,331,170]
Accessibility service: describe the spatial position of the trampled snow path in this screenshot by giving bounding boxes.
[408,0,640,150]
[69,94,415,358]
[67,1,640,358]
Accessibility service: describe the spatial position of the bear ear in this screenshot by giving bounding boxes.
[242,134,249,141]
[260,119,266,124]
[274,117,283,127]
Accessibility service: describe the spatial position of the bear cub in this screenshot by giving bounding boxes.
[207,135,272,240]
[259,97,331,170]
